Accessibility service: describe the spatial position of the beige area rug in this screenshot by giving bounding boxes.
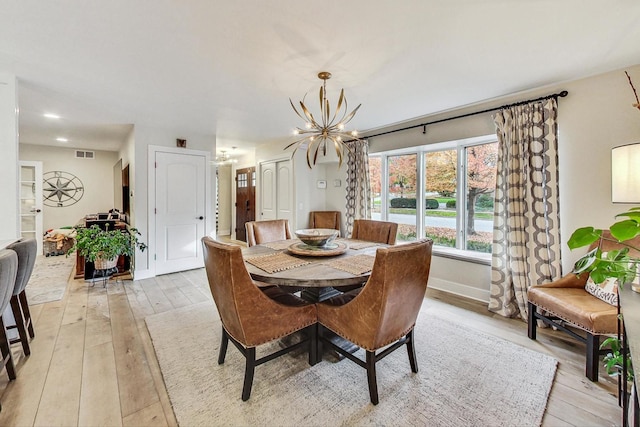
[146,303,557,427]
[25,254,75,304]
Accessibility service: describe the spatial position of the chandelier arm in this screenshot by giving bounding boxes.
[299,101,317,124]
[338,104,362,126]
[283,136,314,151]
[290,99,307,121]
[328,89,345,126]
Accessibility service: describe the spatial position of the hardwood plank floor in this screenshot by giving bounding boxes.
[0,246,624,426]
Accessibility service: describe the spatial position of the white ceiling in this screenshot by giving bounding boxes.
[1,1,639,154]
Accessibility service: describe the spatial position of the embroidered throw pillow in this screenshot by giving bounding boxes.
[585,276,618,306]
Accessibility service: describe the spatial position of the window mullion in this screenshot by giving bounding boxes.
[457,145,466,250]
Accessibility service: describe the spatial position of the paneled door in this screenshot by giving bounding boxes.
[155,150,206,275]
[235,166,255,242]
[259,159,293,223]
[19,161,43,254]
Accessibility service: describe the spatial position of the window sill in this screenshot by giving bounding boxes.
[432,246,491,266]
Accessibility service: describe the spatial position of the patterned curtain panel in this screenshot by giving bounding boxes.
[345,139,371,237]
[489,98,562,319]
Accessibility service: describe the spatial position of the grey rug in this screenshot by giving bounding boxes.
[146,302,557,427]
[26,254,75,304]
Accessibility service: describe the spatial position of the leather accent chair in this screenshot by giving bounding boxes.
[528,231,640,381]
[309,211,341,235]
[0,250,18,391]
[245,219,293,247]
[351,219,398,245]
[201,237,317,401]
[7,239,37,356]
[316,239,433,404]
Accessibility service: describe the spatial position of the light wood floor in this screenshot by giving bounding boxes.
[0,246,623,426]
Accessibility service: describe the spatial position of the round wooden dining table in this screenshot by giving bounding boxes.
[242,238,383,302]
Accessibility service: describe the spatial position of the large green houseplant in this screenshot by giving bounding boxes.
[567,208,640,382]
[68,224,147,269]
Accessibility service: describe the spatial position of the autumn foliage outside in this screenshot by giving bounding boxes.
[369,142,498,252]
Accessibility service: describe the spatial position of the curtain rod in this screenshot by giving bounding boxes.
[361,90,568,140]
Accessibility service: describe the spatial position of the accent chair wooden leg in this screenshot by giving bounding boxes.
[586,333,600,382]
[19,291,34,339]
[527,302,537,340]
[10,295,30,356]
[406,329,418,373]
[0,317,16,381]
[242,347,256,401]
[218,327,229,365]
[366,351,379,405]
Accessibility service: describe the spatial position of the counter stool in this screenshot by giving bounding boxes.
[7,239,37,356]
[0,249,19,412]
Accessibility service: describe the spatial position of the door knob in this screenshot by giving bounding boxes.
[197,216,204,220]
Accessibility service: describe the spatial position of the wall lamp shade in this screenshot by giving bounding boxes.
[612,143,640,203]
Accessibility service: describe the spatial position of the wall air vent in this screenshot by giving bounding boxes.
[75,150,95,159]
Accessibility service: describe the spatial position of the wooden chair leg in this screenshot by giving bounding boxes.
[366,351,379,405]
[19,291,34,339]
[10,295,30,356]
[242,347,256,401]
[308,324,318,366]
[218,327,229,365]
[406,329,418,373]
[527,302,537,340]
[586,333,600,382]
[0,317,16,381]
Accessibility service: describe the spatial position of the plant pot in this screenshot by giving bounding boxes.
[94,256,117,271]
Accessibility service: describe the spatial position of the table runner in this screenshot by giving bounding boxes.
[323,254,376,275]
[245,252,310,274]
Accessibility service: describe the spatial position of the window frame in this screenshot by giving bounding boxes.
[369,134,497,264]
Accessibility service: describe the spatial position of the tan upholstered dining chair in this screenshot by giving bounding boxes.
[350,219,398,245]
[245,219,293,247]
[201,237,317,401]
[309,211,341,235]
[316,239,434,404]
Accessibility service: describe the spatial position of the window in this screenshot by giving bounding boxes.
[368,135,498,255]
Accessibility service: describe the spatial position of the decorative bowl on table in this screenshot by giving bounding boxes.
[295,228,339,247]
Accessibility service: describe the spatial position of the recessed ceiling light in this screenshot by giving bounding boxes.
[44,113,60,119]
[56,137,68,142]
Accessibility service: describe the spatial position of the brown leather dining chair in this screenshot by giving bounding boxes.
[528,230,640,381]
[201,236,317,401]
[245,219,293,247]
[316,239,434,405]
[350,219,398,245]
[309,211,341,235]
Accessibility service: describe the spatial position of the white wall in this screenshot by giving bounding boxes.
[0,74,18,241]
[19,144,118,232]
[216,164,232,235]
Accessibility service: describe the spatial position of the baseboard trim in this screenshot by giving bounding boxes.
[429,277,490,303]
[133,269,154,281]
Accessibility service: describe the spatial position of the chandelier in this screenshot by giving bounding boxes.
[285,71,361,168]
[213,149,238,166]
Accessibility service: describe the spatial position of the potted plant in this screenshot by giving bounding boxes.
[568,208,640,418]
[68,224,147,270]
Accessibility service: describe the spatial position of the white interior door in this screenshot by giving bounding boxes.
[276,160,293,222]
[260,162,276,220]
[259,159,292,223]
[155,151,206,275]
[19,161,43,254]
